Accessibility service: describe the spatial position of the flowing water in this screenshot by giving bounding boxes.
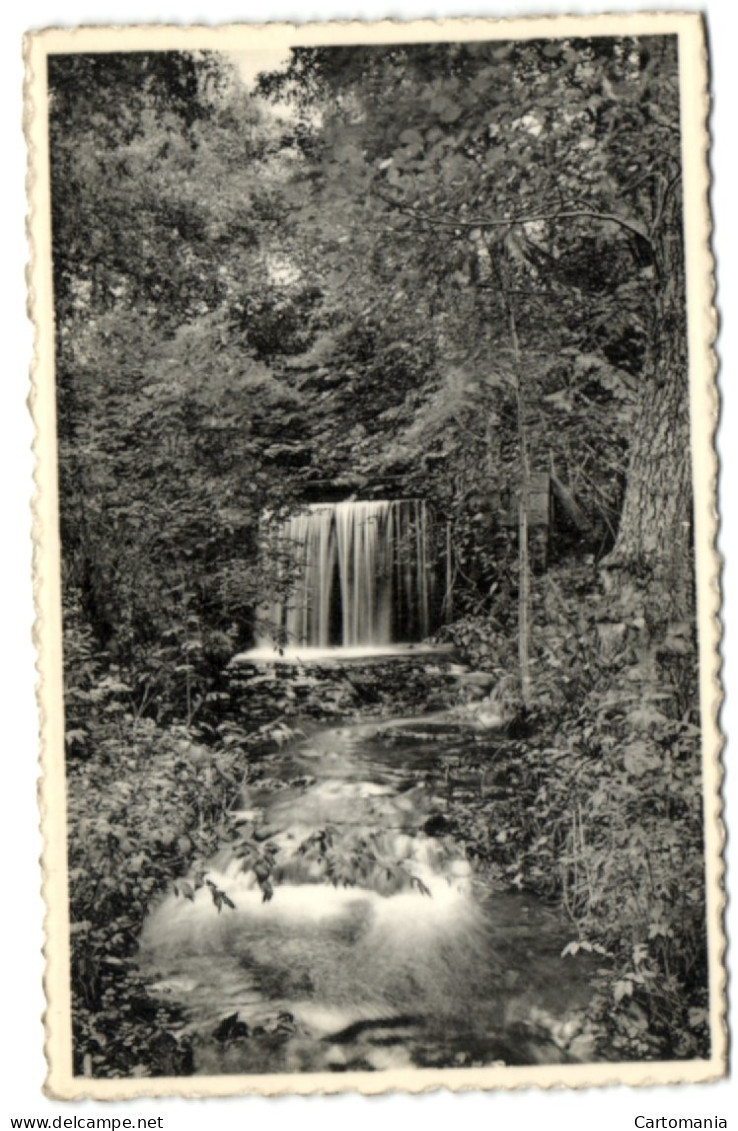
[257,500,440,650]
[139,712,600,1074]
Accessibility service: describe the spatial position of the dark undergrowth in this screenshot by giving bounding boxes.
[436,559,709,1061]
[64,555,709,1077]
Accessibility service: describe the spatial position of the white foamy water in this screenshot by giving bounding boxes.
[232,642,452,664]
[137,716,598,1073]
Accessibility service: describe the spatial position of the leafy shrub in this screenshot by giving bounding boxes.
[65,646,252,1076]
[434,558,707,1061]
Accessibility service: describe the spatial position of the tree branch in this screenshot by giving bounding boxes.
[375,189,653,247]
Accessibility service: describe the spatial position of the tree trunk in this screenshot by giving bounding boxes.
[492,249,533,710]
[600,230,693,636]
[507,289,532,711]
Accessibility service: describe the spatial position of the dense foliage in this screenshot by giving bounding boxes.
[436,561,706,1060]
[49,37,707,1076]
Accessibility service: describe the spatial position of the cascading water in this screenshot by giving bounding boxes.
[257,500,437,652]
[137,504,597,1074]
[139,720,599,1074]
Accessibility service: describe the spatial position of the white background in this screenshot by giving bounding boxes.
[1,0,734,1125]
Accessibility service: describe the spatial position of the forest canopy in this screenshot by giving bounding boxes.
[50,37,689,659]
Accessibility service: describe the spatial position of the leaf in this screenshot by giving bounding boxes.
[658,632,692,655]
[430,94,462,124]
[213,1012,249,1042]
[470,66,498,94]
[97,676,132,694]
[410,874,432,897]
[688,1008,709,1030]
[253,859,272,882]
[440,102,462,124]
[626,707,670,730]
[333,142,365,168]
[614,979,634,1004]
[394,144,424,169]
[623,742,662,778]
[398,128,424,147]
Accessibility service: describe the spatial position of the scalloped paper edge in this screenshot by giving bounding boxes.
[24,11,726,1100]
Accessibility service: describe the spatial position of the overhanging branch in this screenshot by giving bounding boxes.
[375,189,653,249]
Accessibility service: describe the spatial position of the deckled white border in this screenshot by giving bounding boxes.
[25,11,724,1100]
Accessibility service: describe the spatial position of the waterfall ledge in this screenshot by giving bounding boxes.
[231,642,455,666]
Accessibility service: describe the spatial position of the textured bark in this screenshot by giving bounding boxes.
[603,357,691,613]
[601,223,693,631]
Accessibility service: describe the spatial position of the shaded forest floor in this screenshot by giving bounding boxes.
[64,557,709,1078]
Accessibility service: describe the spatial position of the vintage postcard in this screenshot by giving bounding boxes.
[26,12,724,1099]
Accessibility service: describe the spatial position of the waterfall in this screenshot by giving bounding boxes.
[257,500,436,650]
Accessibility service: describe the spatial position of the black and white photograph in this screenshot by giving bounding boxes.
[25,12,723,1099]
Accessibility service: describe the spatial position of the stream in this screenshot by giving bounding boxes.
[139,710,600,1074]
